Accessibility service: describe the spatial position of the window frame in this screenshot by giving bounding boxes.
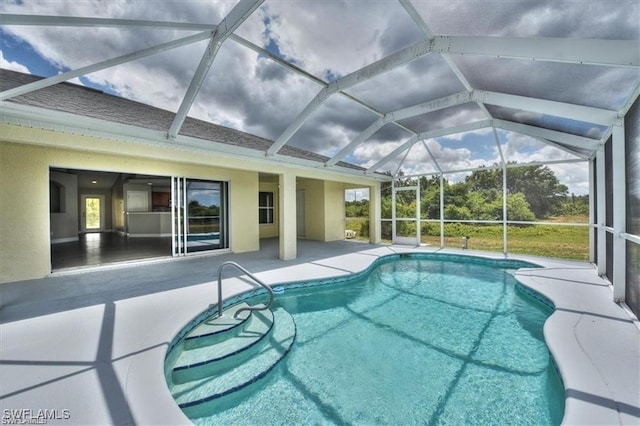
[258,191,275,224]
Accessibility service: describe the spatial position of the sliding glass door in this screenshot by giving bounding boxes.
[172,177,229,255]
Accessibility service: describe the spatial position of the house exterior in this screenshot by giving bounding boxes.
[0,70,385,283]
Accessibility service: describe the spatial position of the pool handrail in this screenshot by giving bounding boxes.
[217,261,275,318]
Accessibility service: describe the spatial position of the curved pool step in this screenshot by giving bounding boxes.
[169,307,296,418]
[172,308,274,384]
[183,302,252,350]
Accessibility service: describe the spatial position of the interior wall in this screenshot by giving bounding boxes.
[49,170,79,242]
[112,175,125,232]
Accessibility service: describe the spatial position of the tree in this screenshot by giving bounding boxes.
[505,193,536,221]
[506,164,568,218]
[465,164,568,219]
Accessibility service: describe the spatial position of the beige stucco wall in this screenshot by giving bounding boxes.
[0,140,259,283]
[297,178,325,241]
[323,180,346,241]
[295,179,347,242]
[0,124,385,283]
[1,142,51,283]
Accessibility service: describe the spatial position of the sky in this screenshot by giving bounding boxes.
[1,0,639,196]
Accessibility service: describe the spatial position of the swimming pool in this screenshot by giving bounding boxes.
[166,254,565,425]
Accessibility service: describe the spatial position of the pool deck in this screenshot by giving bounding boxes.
[1,239,638,425]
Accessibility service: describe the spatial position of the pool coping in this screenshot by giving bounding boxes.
[156,248,640,425]
[1,244,638,425]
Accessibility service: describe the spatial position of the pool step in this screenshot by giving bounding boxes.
[172,308,274,384]
[183,302,252,350]
[168,306,296,418]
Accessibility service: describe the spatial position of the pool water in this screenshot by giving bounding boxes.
[190,257,565,425]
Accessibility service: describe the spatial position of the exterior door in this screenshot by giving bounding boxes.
[80,194,105,232]
[172,177,229,255]
[392,184,420,246]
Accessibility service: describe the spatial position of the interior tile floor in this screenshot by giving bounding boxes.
[51,232,172,270]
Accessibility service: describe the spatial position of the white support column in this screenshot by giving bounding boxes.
[416,179,421,245]
[502,161,508,256]
[391,181,397,243]
[439,174,445,248]
[588,159,596,262]
[279,171,297,260]
[612,120,626,302]
[493,128,508,256]
[369,182,382,244]
[596,145,607,276]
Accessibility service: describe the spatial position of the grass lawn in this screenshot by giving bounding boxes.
[349,217,590,261]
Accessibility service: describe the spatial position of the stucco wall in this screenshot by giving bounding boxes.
[324,180,346,241]
[1,143,51,282]
[0,141,259,283]
[297,179,325,241]
[0,124,384,283]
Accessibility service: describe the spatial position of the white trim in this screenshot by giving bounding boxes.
[0,102,390,182]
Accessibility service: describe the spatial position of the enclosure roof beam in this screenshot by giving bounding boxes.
[421,139,443,173]
[530,136,591,159]
[433,36,639,68]
[0,14,217,31]
[229,34,387,122]
[0,31,214,101]
[390,91,472,122]
[366,119,491,174]
[168,0,263,139]
[326,118,386,167]
[494,119,600,153]
[366,135,419,175]
[474,90,617,126]
[399,0,489,120]
[266,38,434,156]
[326,91,471,167]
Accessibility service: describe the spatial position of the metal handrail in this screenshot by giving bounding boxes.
[217,261,275,318]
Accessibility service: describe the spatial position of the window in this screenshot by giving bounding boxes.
[259,192,274,224]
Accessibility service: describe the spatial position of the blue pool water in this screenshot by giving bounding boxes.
[173,255,565,425]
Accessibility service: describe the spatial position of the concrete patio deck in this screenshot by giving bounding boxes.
[1,239,638,425]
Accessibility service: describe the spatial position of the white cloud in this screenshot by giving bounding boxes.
[0,0,633,192]
[0,50,30,73]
